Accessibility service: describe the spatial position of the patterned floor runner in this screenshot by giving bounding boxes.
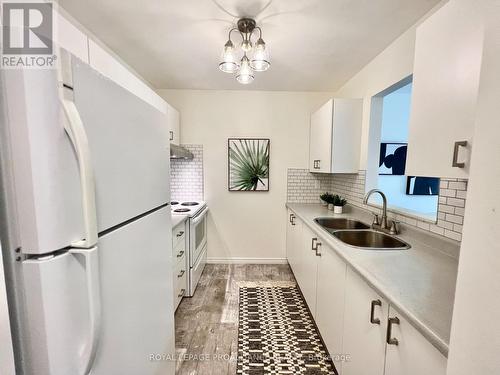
[236,286,336,375]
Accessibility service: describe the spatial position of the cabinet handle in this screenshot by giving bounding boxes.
[386,316,400,345]
[178,288,185,298]
[289,214,294,224]
[176,250,184,258]
[176,231,184,237]
[291,215,296,225]
[169,131,174,141]
[315,242,322,257]
[311,237,318,251]
[177,270,185,278]
[452,140,467,168]
[370,300,382,325]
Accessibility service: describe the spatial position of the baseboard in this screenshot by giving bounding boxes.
[207,257,288,265]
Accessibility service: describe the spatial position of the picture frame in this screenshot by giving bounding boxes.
[379,142,408,175]
[406,176,440,196]
[228,138,270,192]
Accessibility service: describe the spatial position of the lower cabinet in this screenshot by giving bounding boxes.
[298,224,320,317]
[342,269,389,375]
[385,306,447,375]
[286,209,302,276]
[285,212,447,375]
[316,240,347,366]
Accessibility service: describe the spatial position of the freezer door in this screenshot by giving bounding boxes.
[1,68,84,255]
[92,205,175,375]
[72,60,171,233]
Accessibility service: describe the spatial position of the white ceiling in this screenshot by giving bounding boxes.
[59,0,440,91]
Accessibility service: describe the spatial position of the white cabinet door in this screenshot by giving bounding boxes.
[296,224,319,317]
[342,268,388,375]
[406,1,483,178]
[286,211,303,279]
[384,306,447,375]
[316,243,347,372]
[309,99,333,173]
[167,104,180,145]
[309,99,362,173]
[331,99,363,173]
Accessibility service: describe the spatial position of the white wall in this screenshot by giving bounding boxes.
[157,90,332,262]
[446,0,500,373]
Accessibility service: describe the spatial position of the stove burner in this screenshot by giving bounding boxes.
[174,208,190,213]
[181,202,199,206]
[171,201,179,205]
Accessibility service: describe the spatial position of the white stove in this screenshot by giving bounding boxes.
[171,200,206,217]
[170,200,208,296]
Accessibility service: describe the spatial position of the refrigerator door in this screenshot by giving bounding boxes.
[92,205,175,375]
[72,59,171,233]
[22,248,98,375]
[1,68,84,255]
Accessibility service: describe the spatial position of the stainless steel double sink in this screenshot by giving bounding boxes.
[314,218,411,250]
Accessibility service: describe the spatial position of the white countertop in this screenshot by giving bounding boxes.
[286,203,459,357]
[171,214,188,229]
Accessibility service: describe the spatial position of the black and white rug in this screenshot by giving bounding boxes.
[236,284,336,375]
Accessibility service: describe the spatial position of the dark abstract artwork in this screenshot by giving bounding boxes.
[379,143,407,175]
[406,176,440,196]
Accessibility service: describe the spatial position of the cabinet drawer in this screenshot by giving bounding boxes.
[172,222,186,247]
[173,238,186,265]
[173,255,187,310]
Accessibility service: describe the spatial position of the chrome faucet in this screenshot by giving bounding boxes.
[363,189,399,235]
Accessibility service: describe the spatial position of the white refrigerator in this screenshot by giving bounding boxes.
[0,50,175,374]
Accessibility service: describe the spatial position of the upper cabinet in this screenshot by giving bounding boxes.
[309,98,363,174]
[167,104,180,145]
[406,1,484,178]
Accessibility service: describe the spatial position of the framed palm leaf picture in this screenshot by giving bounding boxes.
[228,138,270,191]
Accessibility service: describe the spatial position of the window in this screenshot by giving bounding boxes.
[366,77,439,221]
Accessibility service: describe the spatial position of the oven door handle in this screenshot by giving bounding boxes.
[192,207,209,224]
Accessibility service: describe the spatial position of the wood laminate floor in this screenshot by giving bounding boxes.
[174,264,295,375]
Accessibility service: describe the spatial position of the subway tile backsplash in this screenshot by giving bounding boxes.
[170,144,204,202]
[286,168,468,242]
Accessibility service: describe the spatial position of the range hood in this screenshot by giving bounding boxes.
[170,144,194,160]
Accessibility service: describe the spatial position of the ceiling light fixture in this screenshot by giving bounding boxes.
[219,18,270,84]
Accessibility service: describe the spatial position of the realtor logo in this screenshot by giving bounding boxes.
[1,1,57,68]
[2,2,53,54]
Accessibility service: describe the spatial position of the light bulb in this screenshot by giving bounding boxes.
[250,38,270,72]
[236,55,254,84]
[219,40,239,73]
[241,38,253,52]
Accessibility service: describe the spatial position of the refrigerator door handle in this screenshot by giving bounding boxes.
[59,49,98,249]
[69,246,101,374]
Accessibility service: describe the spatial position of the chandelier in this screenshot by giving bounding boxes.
[219,18,270,84]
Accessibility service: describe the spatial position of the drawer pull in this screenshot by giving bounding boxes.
[452,140,467,168]
[176,231,184,237]
[387,316,400,345]
[311,238,318,251]
[177,270,185,278]
[315,242,322,257]
[370,300,382,325]
[176,250,185,258]
[177,288,185,298]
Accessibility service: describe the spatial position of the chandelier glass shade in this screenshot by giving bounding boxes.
[219,18,270,84]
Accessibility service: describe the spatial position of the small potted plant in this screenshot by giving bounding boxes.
[320,192,333,207]
[332,194,347,214]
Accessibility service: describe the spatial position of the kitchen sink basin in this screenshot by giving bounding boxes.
[314,217,370,231]
[332,230,411,250]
